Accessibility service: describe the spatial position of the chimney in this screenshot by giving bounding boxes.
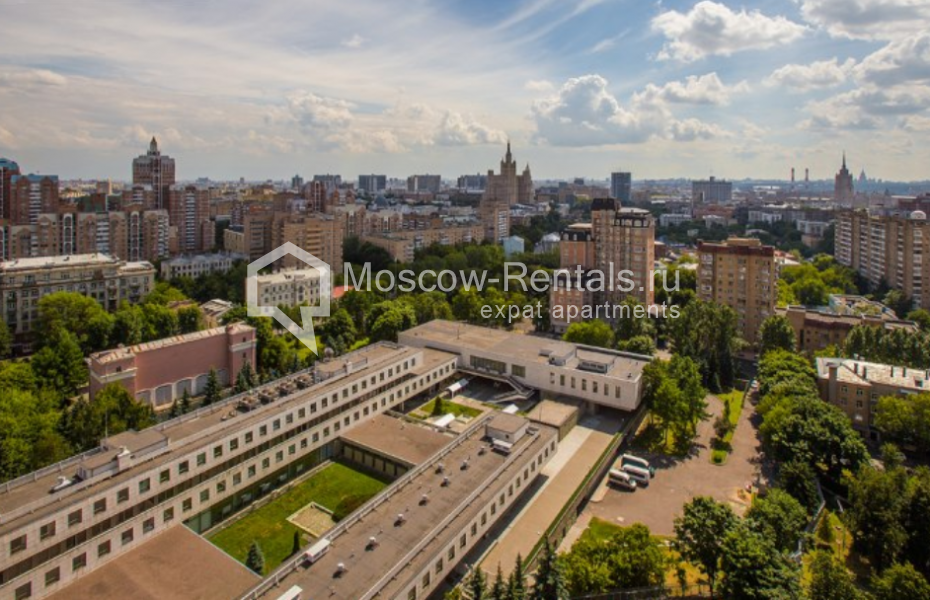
[862,366,868,379]
[854,363,859,375]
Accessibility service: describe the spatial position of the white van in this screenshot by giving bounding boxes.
[621,454,655,477]
[621,464,651,487]
[608,469,637,491]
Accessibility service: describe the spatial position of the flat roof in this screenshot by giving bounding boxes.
[525,400,579,427]
[45,525,259,600]
[339,415,453,466]
[90,323,253,364]
[0,253,119,271]
[817,357,930,390]
[0,343,420,534]
[400,320,648,381]
[264,414,556,599]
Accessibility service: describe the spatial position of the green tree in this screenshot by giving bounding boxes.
[467,566,488,600]
[874,393,930,454]
[905,468,930,577]
[872,563,930,600]
[291,531,302,557]
[235,362,256,393]
[668,300,741,391]
[718,523,801,600]
[530,540,568,600]
[0,319,12,359]
[0,388,71,481]
[246,541,265,575]
[112,303,146,345]
[202,368,222,406]
[907,309,930,332]
[431,397,445,417]
[177,305,205,334]
[563,320,615,348]
[846,463,909,570]
[615,298,656,342]
[63,383,155,451]
[562,523,667,595]
[509,554,527,600]
[30,328,87,398]
[759,315,796,356]
[778,459,821,514]
[491,565,507,600]
[142,302,180,339]
[37,291,114,353]
[745,488,809,553]
[0,361,37,392]
[809,551,864,600]
[322,308,358,346]
[674,496,737,596]
[368,301,417,342]
[617,335,656,356]
[884,290,914,318]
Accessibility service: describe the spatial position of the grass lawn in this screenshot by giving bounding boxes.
[711,390,744,464]
[632,419,688,457]
[413,397,482,420]
[574,518,705,589]
[802,510,870,588]
[207,462,387,574]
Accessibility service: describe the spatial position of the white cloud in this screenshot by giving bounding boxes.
[0,67,67,89]
[342,34,365,49]
[531,74,726,146]
[524,79,555,92]
[855,33,930,87]
[434,111,507,146]
[765,58,856,91]
[652,1,807,62]
[286,91,355,132]
[668,118,727,141]
[638,73,747,106]
[901,115,930,132]
[797,0,930,41]
[802,86,930,130]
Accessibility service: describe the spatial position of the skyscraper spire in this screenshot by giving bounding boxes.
[149,136,158,154]
[505,140,512,163]
[842,151,847,170]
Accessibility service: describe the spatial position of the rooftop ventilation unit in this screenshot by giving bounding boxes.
[420,494,429,505]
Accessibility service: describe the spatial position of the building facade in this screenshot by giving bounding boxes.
[835,208,930,310]
[692,177,733,205]
[484,143,533,205]
[834,153,854,204]
[0,342,458,599]
[253,268,324,308]
[591,200,656,307]
[167,185,213,254]
[357,174,387,194]
[362,223,485,262]
[697,238,777,343]
[0,158,22,221]
[131,138,176,210]
[610,172,631,204]
[0,254,155,352]
[160,252,244,280]
[88,323,256,410]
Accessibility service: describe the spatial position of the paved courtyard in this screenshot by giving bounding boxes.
[579,391,768,538]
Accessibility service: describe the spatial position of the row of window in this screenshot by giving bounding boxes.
[550,372,622,399]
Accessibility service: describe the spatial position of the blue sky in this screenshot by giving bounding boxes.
[0,0,928,181]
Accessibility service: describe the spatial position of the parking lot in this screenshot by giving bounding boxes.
[577,392,769,537]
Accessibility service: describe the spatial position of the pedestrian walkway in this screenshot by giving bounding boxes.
[480,414,620,576]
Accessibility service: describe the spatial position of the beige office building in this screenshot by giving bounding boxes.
[697,238,777,343]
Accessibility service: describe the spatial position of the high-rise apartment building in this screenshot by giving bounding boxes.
[357,174,386,194]
[692,176,732,205]
[0,157,21,220]
[167,185,213,254]
[406,174,442,194]
[610,172,632,204]
[834,153,855,203]
[270,212,345,274]
[835,208,930,310]
[132,138,175,210]
[457,173,487,192]
[10,174,59,226]
[484,142,533,205]
[591,200,655,307]
[312,174,342,194]
[697,238,777,343]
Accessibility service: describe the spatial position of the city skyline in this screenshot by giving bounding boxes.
[1,0,929,181]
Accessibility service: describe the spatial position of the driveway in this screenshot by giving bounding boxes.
[579,391,768,538]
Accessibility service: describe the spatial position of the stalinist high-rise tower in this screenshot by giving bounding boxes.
[834,152,854,204]
[483,142,533,205]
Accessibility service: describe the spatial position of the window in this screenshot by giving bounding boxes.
[233,473,242,486]
[179,461,190,475]
[512,365,526,378]
[40,522,56,540]
[143,518,155,534]
[213,446,223,459]
[160,469,170,484]
[73,553,87,571]
[10,535,27,554]
[448,545,456,560]
[245,431,254,443]
[408,589,417,600]
[93,498,107,515]
[273,419,281,431]
[200,490,210,503]
[422,572,431,588]
[217,481,227,494]
[121,528,134,545]
[98,540,111,557]
[182,498,193,512]
[262,458,270,469]
[45,567,61,586]
[139,479,150,494]
[196,453,206,466]
[276,451,284,462]
[117,488,130,503]
[230,439,239,451]
[68,509,82,527]
[436,558,444,574]
[259,425,267,436]
[163,507,175,522]
[248,465,257,477]
[14,583,32,600]
[460,533,467,548]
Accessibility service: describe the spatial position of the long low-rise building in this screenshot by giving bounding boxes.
[256,412,557,600]
[399,320,650,412]
[0,341,458,600]
[88,323,258,410]
[160,252,246,280]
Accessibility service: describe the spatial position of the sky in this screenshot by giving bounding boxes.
[0,0,928,182]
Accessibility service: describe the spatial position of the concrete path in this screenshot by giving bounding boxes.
[479,414,619,576]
